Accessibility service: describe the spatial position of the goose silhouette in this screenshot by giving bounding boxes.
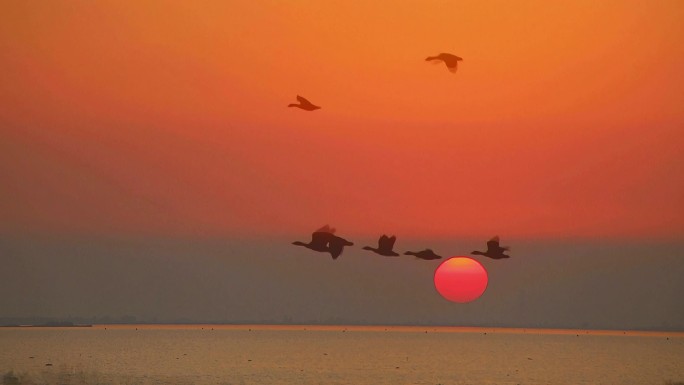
[288,95,321,111]
[404,248,442,260]
[363,235,399,256]
[425,53,463,73]
[471,236,510,259]
[292,225,352,260]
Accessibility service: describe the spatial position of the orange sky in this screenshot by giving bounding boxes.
[1,1,683,239]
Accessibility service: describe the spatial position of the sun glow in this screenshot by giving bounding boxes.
[433,257,488,303]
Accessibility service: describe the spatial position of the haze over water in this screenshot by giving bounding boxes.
[2,325,683,385]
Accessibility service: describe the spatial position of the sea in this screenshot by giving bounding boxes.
[1,325,683,385]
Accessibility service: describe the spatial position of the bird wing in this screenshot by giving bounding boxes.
[378,235,396,250]
[423,248,438,257]
[316,225,335,234]
[310,231,332,248]
[329,244,342,259]
[438,53,461,72]
[486,236,500,251]
[378,235,388,248]
[297,95,314,107]
[328,236,351,259]
[487,236,510,253]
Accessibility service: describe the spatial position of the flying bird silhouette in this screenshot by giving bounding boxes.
[425,53,463,73]
[292,225,334,253]
[404,249,442,260]
[292,225,352,260]
[288,95,321,111]
[471,236,510,259]
[363,235,400,256]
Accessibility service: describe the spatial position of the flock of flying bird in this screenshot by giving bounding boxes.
[293,225,511,261]
[287,52,464,111]
[288,53,508,262]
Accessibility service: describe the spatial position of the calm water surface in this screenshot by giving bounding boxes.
[1,325,682,385]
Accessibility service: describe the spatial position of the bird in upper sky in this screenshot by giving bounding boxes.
[425,53,463,73]
[288,95,321,111]
[292,225,353,260]
[363,235,400,257]
[471,236,510,259]
[404,249,443,261]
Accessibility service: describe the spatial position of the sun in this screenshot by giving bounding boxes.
[433,257,488,303]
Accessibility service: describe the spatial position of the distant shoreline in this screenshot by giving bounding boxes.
[1,323,682,337]
[0,322,92,328]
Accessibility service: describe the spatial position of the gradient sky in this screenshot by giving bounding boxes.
[2,0,683,239]
[1,1,683,329]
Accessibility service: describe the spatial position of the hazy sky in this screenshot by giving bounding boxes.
[1,1,683,329]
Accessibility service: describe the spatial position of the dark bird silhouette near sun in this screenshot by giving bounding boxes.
[293,229,451,262]
[405,248,443,260]
[471,236,511,259]
[292,225,332,253]
[425,53,463,73]
[293,225,353,260]
[288,95,321,111]
[363,235,400,257]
